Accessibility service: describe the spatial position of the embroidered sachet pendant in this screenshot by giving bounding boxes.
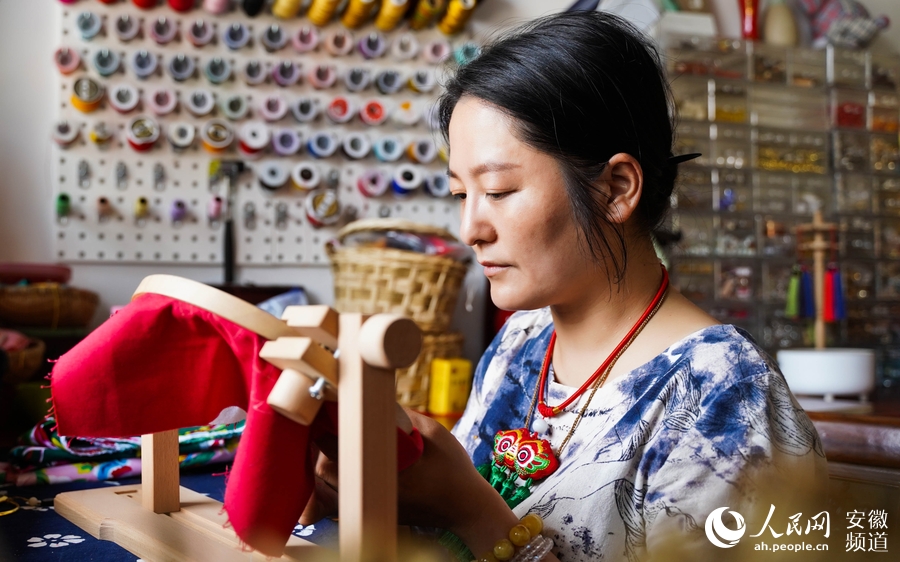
[477,427,559,509]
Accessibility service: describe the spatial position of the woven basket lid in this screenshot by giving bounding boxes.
[335,218,459,243]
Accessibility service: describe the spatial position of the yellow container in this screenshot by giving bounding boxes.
[427,357,472,415]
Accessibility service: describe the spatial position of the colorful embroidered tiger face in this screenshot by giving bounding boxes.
[491,428,559,481]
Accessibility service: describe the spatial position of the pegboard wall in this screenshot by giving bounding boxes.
[52,0,480,267]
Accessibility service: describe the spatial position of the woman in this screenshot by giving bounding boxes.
[303,11,828,562]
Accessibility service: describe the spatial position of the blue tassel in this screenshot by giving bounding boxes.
[801,268,816,318]
[833,268,847,320]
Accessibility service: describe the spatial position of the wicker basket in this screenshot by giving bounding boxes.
[2,338,46,384]
[327,219,469,333]
[0,284,99,328]
[395,332,464,411]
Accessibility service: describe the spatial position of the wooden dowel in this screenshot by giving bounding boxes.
[141,430,181,514]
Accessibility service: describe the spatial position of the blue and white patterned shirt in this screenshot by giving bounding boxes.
[452,308,828,561]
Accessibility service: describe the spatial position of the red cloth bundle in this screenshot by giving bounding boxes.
[50,293,423,556]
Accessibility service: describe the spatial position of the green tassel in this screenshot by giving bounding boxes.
[506,479,533,509]
[438,530,475,562]
[476,462,492,480]
[785,266,800,318]
[489,464,507,491]
[499,470,519,500]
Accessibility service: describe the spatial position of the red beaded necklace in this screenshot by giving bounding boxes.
[537,265,670,418]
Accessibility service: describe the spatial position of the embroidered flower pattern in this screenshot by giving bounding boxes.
[292,523,316,537]
[27,534,85,548]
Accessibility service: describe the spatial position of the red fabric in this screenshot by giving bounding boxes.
[50,293,423,556]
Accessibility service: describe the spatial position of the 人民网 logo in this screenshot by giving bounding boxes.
[705,507,747,548]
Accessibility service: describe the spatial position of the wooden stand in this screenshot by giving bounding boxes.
[796,210,839,349]
[54,275,422,562]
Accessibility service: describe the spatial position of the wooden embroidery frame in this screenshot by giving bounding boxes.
[54,274,422,562]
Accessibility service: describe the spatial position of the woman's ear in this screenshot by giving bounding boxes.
[597,153,643,224]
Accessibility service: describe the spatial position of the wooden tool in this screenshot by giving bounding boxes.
[55,274,423,562]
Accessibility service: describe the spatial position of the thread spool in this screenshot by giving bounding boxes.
[360,100,388,126]
[324,30,354,56]
[454,42,480,66]
[424,102,440,130]
[150,17,178,45]
[358,32,387,59]
[272,60,302,86]
[407,138,437,163]
[259,94,288,121]
[205,57,232,84]
[89,122,114,146]
[108,84,139,113]
[219,94,249,121]
[187,20,215,47]
[77,12,103,41]
[392,33,420,61]
[93,49,121,77]
[375,0,408,32]
[57,193,71,219]
[70,77,104,113]
[393,100,419,126]
[207,196,224,222]
[243,0,266,16]
[325,96,354,124]
[242,60,267,85]
[391,164,423,197]
[307,0,342,27]
[342,132,371,160]
[131,50,159,80]
[114,15,141,42]
[438,0,476,35]
[185,89,215,116]
[238,121,271,159]
[203,0,231,15]
[168,53,196,81]
[258,161,290,190]
[167,122,196,150]
[305,189,340,227]
[291,162,321,191]
[126,115,160,152]
[373,136,403,162]
[342,0,377,29]
[223,23,251,50]
[134,196,150,220]
[52,121,80,148]
[422,39,450,64]
[97,197,114,220]
[200,118,234,152]
[291,97,320,123]
[133,0,160,8]
[408,69,435,93]
[271,0,300,19]
[308,65,337,89]
[169,0,196,12]
[307,132,338,158]
[54,47,81,74]
[424,172,451,197]
[344,67,371,92]
[292,26,319,53]
[271,128,303,156]
[145,88,176,115]
[357,169,389,197]
[261,25,289,51]
[170,199,188,223]
[375,70,403,95]
[410,0,446,30]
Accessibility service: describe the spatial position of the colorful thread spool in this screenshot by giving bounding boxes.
[373,136,403,162]
[89,122,114,146]
[408,69,435,93]
[237,121,271,159]
[454,42,481,66]
[108,84,140,113]
[308,65,337,89]
[271,128,303,156]
[407,138,437,163]
[358,32,387,59]
[207,196,224,222]
[97,197,115,221]
[393,100,420,126]
[307,0,342,27]
[438,0,477,35]
[423,39,451,64]
[54,47,81,74]
[147,88,178,115]
[205,57,233,84]
[186,89,215,116]
[132,51,159,79]
[291,97,320,123]
[342,0,377,29]
[305,189,341,227]
[375,70,403,95]
[167,122,196,151]
[219,94,249,120]
[243,0,266,16]
[187,20,215,47]
[168,0,196,12]
[134,197,151,220]
[344,67,371,92]
[272,0,302,19]
[291,162,321,191]
[424,172,451,197]
[324,30,354,56]
[391,164,423,197]
[375,0,408,32]
[242,60,267,85]
[292,26,320,53]
[259,94,288,121]
[357,169,389,197]
[307,132,339,158]
[56,193,71,219]
[342,132,371,159]
[92,49,121,77]
[71,77,104,113]
[203,0,231,15]
[77,12,103,41]
[410,0,446,30]
[200,118,234,152]
[149,17,178,45]
[223,23,251,50]
[125,115,160,152]
[168,53,196,81]
[52,120,80,148]
[360,100,388,126]
[272,60,302,86]
[114,15,141,42]
[392,33,420,61]
[258,161,290,190]
[261,25,289,52]
[170,199,188,223]
[326,96,354,124]
[132,0,159,9]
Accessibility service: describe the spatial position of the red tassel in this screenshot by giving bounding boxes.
[824,267,835,322]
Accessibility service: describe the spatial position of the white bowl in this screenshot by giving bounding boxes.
[777,348,875,400]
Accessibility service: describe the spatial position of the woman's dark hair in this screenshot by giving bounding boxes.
[438,11,677,282]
